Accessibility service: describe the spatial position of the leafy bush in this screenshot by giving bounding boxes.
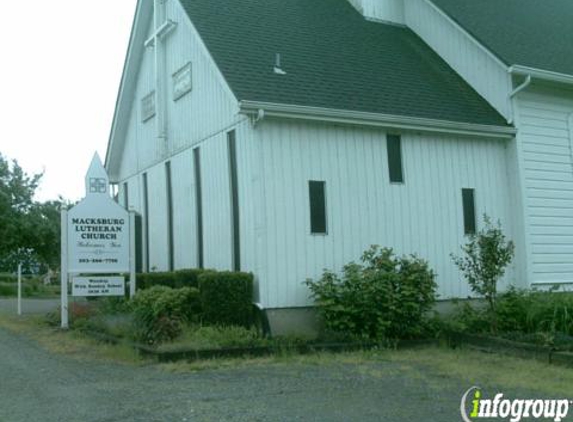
[198,271,254,327]
[131,286,201,344]
[306,246,437,340]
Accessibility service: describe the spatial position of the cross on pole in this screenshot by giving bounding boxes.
[144,0,177,153]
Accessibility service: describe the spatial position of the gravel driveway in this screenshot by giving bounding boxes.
[0,326,563,422]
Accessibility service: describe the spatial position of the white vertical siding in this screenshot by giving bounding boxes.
[516,85,573,285]
[116,0,239,183]
[170,150,196,269]
[146,163,169,271]
[200,131,233,271]
[404,0,512,121]
[256,120,515,308]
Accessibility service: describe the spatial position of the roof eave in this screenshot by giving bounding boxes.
[509,65,573,85]
[239,101,516,139]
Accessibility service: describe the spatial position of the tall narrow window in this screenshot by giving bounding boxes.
[142,173,150,272]
[462,188,476,235]
[193,148,204,269]
[309,181,327,234]
[165,162,174,271]
[387,134,404,183]
[122,182,129,210]
[228,130,240,271]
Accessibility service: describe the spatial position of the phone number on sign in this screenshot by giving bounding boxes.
[78,258,118,264]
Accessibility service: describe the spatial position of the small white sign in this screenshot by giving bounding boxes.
[141,91,156,122]
[173,62,192,101]
[72,276,125,297]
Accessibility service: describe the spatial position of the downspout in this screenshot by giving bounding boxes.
[510,74,532,98]
[508,74,532,124]
[567,112,573,175]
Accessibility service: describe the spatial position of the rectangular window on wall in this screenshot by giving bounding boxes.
[387,134,404,183]
[228,130,240,271]
[165,162,174,271]
[142,173,150,272]
[122,182,129,210]
[193,147,204,269]
[462,188,476,235]
[309,181,327,234]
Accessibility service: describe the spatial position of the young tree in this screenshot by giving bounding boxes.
[451,215,515,330]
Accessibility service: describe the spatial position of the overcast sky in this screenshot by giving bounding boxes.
[0,1,138,202]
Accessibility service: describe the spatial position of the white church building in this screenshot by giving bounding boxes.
[106,0,573,329]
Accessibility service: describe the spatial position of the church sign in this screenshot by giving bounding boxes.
[66,155,130,273]
[61,153,136,328]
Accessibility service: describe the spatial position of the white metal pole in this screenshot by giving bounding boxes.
[17,263,22,316]
[60,210,69,329]
[129,210,136,299]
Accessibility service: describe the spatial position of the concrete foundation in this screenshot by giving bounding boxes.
[264,307,322,338]
[263,299,486,338]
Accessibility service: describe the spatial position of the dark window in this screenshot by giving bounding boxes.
[193,148,204,269]
[228,130,240,271]
[142,173,150,272]
[122,182,129,210]
[462,188,476,235]
[309,181,327,234]
[387,134,404,183]
[165,162,174,271]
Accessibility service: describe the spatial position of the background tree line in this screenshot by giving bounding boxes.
[0,153,65,274]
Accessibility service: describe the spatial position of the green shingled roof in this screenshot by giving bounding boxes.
[431,0,573,76]
[180,0,508,127]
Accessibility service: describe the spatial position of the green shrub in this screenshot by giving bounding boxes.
[0,283,16,296]
[198,271,254,327]
[453,288,573,337]
[137,268,205,290]
[137,272,177,289]
[0,273,16,283]
[174,269,204,288]
[306,246,437,341]
[522,290,573,336]
[0,282,35,297]
[131,286,201,344]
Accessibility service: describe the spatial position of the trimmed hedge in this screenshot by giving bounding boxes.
[198,271,254,327]
[137,269,205,290]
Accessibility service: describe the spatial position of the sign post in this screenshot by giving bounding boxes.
[129,210,136,299]
[61,210,69,329]
[17,263,22,316]
[60,153,134,329]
